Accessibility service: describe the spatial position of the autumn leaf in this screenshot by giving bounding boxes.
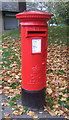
[33,115,39,119]
[12,111,23,115]
[4,117,11,119]
[0,50,3,53]
[53,104,60,109]
[4,113,10,117]
[15,75,20,79]
[2,27,68,117]
[27,111,35,117]
[61,97,67,101]
[0,90,2,94]
[49,111,56,116]
[1,103,9,106]
[47,88,52,94]
[57,110,64,116]
[65,116,69,119]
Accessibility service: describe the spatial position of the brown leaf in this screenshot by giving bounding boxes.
[0,75,2,80]
[65,116,69,119]
[15,75,20,79]
[10,55,14,59]
[47,88,52,94]
[57,110,64,116]
[0,50,3,53]
[1,103,9,106]
[49,111,56,116]
[17,111,23,115]
[53,104,60,109]
[66,102,69,106]
[12,111,23,115]
[61,97,66,101]
[4,87,10,90]
[4,113,10,117]
[0,90,2,94]
[27,111,35,117]
[4,117,11,119]
[33,115,39,119]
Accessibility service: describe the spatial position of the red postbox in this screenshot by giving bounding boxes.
[16,11,53,109]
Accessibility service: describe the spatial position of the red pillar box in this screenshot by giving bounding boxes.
[16,11,53,109]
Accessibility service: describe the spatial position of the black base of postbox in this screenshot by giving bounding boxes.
[21,88,46,110]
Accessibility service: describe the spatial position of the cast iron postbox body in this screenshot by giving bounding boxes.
[16,11,52,109]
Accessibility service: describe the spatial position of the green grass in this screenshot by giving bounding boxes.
[1,27,69,115]
[2,29,20,40]
[2,29,20,70]
[48,26,69,45]
[2,26,68,70]
[2,26,68,45]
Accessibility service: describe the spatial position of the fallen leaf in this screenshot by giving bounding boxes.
[53,104,60,109]
[47,88,52,94]
[65,116,69,119]
[33,115,39,119]
[4,117,11,119]
[39,111,43,113]
[58,92,63,96]
[4,113,10,117]
[57,110,64,116]
[1,103,9,106]
[17,111,23,115]
[0,50,3,53]
[63,94,68,97]
[12,111,23,115]
[27,111,35,117]
[0,76,2,80]
[2,28,68,117]
[0,90,2,94]
[0,85,2,89]
[4,87,10,90]
[66,102,69,105]
[15,75,20,79]
[49,111,56,116]
[12,111,18,115]
[61,97,66,101]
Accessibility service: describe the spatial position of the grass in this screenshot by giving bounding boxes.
[48,26,69,45]
[1,26,69,116]
[2,26,68,44]
[2,29,20,39]
[1,26,68,70]
[2,29,21,70]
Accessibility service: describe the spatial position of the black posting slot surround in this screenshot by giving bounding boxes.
[28,31,46,34]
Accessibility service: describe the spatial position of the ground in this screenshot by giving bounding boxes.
[0,26,69,119]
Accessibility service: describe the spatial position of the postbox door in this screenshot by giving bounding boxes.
[30,37,47,89]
